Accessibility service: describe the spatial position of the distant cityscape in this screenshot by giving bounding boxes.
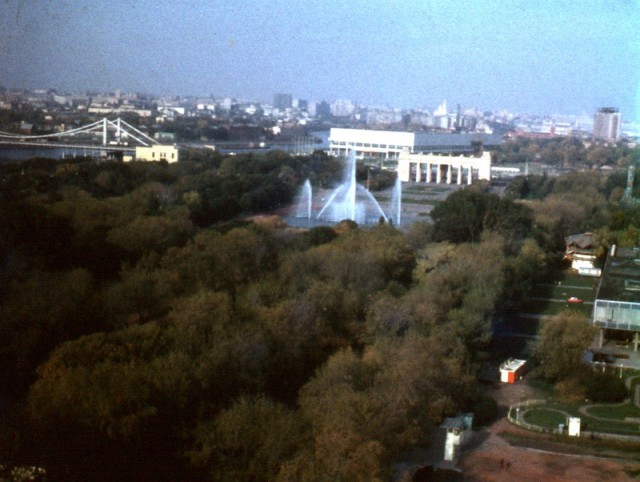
[0,86,638,150]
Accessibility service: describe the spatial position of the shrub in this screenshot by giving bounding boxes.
[471,396,498,427]
[582,371,628,403]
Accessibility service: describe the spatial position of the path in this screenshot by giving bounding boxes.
[531,296,594,306]
[458,381,640,481]
[540,283,595,291]
[578,374,640,420]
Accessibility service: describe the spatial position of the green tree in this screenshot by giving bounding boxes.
[534,310,596,382]
[188,396,307,482]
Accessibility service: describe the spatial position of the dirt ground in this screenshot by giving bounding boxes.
[458,382,640,481]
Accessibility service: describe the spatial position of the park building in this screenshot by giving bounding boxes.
[134,144,179,163]
[592,245,640,355]
[564,232,601,277]
[328,128,500,184]
[397,149,491,185]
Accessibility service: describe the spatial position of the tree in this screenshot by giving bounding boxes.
[431,187,532,247]
[0,268,98,392]
[188,396,307,482]
[534,310,596,382]
[26,323,191,481]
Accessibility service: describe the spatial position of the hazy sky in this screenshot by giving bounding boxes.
[1,0,639,118]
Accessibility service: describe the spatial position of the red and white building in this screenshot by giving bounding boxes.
[499,358,527,383]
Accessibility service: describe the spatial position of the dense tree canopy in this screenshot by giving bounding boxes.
[0,151,629,480]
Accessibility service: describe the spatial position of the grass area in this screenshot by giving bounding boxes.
[586,403,640,421]
[521,299,591,317]
[557,271,599,288]
[400,198,442,206]
[530,284,595,302]
[519,270,598,318]
[523,408,567,428]
[523,403,640,436]
[521,373,640,437]
[403,185,451,194]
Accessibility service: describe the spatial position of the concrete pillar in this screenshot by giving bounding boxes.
[436,164,442,183]
[467,166,473,185]
[598,328,604,348]
[447,163,452,184]
[457,165,462,185]
[634,331,640,352]
[415,162,421,182]
[426,163,432,183]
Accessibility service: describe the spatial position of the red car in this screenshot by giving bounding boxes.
[567,296,583,304]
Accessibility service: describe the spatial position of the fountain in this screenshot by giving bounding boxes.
[389,177,402,226]
[292,150,401,226]
[316,150,389,224]
[294,179,313,222]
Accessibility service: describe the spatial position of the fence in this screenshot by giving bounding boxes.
[508,399,640,441]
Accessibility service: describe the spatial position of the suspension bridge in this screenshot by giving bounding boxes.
[0,117,160,155]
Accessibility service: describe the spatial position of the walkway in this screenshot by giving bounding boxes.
[531,296,594,306]
[540,283,595,291]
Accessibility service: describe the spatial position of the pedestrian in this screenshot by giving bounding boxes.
[500,458,504,469]
[506,461,511,469]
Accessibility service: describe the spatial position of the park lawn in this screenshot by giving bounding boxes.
[523,408,566,428]
[530,283,596,303]
[585,403,640,421]
[526,402,640,436]
[522,299,591,317]
[403,185,450,194]
[557,271,600,289]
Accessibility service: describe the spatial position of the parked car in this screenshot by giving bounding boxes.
[567,296,583,304]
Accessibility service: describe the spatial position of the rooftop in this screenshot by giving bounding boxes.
[596,246,640,303]
[565,232,597,249]
[499,358,527,372]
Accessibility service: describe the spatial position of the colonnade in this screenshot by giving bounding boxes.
[412,162,474,185]
[397,151,492,185]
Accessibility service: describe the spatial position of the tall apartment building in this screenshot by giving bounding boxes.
[273,93,292,110]
[593,107,621,142]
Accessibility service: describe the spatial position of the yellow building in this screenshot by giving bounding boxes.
[134,145,179,163]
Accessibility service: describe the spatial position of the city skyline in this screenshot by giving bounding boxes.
[1,1,638,119]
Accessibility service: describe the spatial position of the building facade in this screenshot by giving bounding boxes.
[328,128,414,161]
[592,246,640,353]
[134,145,179,163]
[593,107,621,142]
[328,128,501,163]
[397,150,491,185]
[273,93,292,110]
[564,232,601,277]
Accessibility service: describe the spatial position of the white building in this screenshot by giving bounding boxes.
[564,233,600,276]
[441,413,473,462]
[397,150,491,185]
[329,128,414,161]
[328,128,501,166]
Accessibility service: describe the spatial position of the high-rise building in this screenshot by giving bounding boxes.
[297,99,308,112]
[273,93,292,110]
[593,107,621,142]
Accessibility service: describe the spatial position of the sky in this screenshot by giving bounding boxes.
[1,0,639,118]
